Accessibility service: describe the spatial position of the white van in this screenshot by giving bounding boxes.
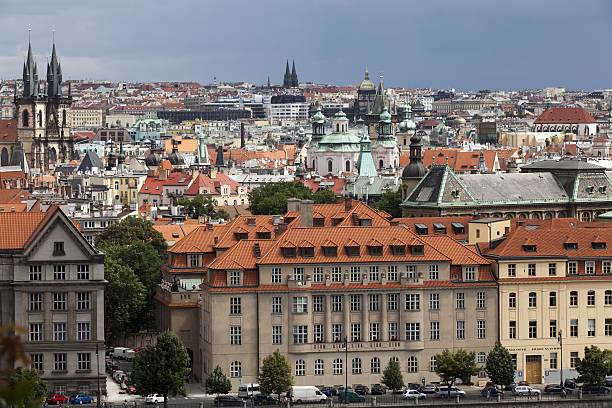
[238,383,261,399]
[291,386,327,404]
[124,349,136,361]
[112,347,129,359]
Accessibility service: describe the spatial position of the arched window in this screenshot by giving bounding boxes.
[312,160,315,170]
[0,148,8,166]
[295,359,305,376]
[379,159,384,169]
[230,361,241,378]
[370,357,380,374]
[38,110,43,127]
[352,358,362,374]
[22,110,29,127]
[345,160,350,172]
[327,160,333,173]
[62,109,67,126]
[407,356,418,373]
[336,124,340,132]
[429,356,437,372]
[314,359,324,376]
[332,358,343,375]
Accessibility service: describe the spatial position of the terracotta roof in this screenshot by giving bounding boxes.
[208,240,276,270]
[140,172,192,194]
[285,201,391,228]
[534,107,597,124]
[170,223,228,254]
[0,189,29,204]
[421,149,497,172]
[183,173,240,196]
[154,223,201,245]
[394,216,472,241]
[0,207,57,250]
[0,120,17,142]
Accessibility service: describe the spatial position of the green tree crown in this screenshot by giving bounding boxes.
[381,359,404,392]
[259,350,294,399]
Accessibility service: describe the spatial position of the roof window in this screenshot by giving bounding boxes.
[415,224,428,235]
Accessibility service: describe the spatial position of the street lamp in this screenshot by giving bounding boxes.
[96,343,101,408]
[344,336,349,403]
[557,329,564,390]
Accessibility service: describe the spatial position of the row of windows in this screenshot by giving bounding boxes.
[29,264,90,281]
[29,292,91,311]
[30,352,91,372]
[506,261,611,277]
[251,292,487,315]
[29,322,91,342]
[508,290,612,309]
[508,318,612,339]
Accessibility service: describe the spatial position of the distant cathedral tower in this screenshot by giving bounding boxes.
[283,60,299,88]
[15,38,73,170]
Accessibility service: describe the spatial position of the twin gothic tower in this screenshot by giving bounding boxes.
[14,40,74,170]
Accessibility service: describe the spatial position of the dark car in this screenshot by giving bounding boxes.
[504,383,516,391]
[354,385,369,395]
[69,394,95,405]
[252,395,278,406]
[564,379,578,389]
[338,390,365,403]
[517,381,529,387]
[320,387,336,397]
[214,395,243,406]
[481,387,503,397]
[544,385,571,395]
[582,384,610,395]
[370,384,386,395]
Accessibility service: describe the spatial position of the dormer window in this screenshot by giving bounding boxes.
[256,231,271,239]
[391,245,405,256]
[323,246,337,257]
[368,245,383,256]
[300,246,315,258]
[282,247,297,258]
[433,223,446,234]
[592,242,607,250]
[345,245,360,257]
[313,217,325,227]
[564,242,578,250]
[415,224,428,235]
[599,185,607,194]
[234,232,248,240]
[451,222,465,234]
[586,186,595,194]
[187,254,202,267]
[410,245,424,256]
[522,244,537,252]
[53,241,65,256]
[451,189,460,199]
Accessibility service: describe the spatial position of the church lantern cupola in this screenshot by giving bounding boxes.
[310,105,326,143]
[377,107,392,137]
[332,110,349,134]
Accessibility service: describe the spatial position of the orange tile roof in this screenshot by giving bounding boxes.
[0,119,16,142]
[208,240,276,270]
[170,223,228,254]
[140,172,192,193]
[394,216,472,241]
[534,107,597,124]
[0,189,29,204]
[183,173,240,196]
[285,201,391,228]
[0,207,56,250]
[154,223,201,245]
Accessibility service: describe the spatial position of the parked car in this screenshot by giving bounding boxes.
[214,396,243,407]
[238,383,261,399]
[112,347,130,360]
[290,386,327,404]
[481,387,503,397]
[320,386,336,397]
[512,386,541,396]
[252,395,278,406]
[126,384,138,395]
[504,383,516,391]
[437,386,465,398]
[604,376,612,388]
[564,379,578,389]
[338,390,365,403]
[69,394,94,405]
[354,385,369,395]
[544,385,570,395]
[46,394,70,405]
[370,384,386,395]
[403,390,426,400]
[421,384,438,395]
[145,394,164,404]
[581,384,610,395]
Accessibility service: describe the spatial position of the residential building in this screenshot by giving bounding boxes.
[533,107,597,139]
[71,108,104,129]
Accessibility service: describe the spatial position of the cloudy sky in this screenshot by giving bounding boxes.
[1,0,611,90]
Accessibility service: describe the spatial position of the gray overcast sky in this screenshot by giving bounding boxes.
[1,0,612,90]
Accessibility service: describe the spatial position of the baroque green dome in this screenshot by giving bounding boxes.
[379,107,392,123]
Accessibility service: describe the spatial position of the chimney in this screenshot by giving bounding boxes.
[247,217,257,226]
[253,243,261,258]
[344,197,353,212]
[240,122,246,149]
[300,199,313,227]
[207,223,213,231]
[214,236,219,245]
[276,223,288,235]
[287,197,301,213]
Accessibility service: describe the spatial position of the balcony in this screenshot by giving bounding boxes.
[289,339,424,354]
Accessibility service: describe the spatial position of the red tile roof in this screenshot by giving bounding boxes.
[0,120,16,142]
[534,107,596,124]
[183,173,240,196]
[0,207,58,250]
[140,172,192,194]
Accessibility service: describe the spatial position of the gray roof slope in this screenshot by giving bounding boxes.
[522,159,605,172]
[457,172,568,203]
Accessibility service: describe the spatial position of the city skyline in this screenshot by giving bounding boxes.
[1,0,612,90]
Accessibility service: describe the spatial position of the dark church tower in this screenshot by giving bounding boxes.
[291,60,298,88]
[282,60,291,88]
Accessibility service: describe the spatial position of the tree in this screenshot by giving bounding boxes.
[1,367,47,408]
[435,349,479,397]
[206,366,232,402]
[373,189,403,218]
[248,182,313,215]
[178,194,216,219]
[381,359,404,393]
[312,189,337,204]
[576,346,612,385]
[96,216,167,256]
[485,342,515,388]
[259,350,293,401]
[104,257,147,343]
[132,332,191,408]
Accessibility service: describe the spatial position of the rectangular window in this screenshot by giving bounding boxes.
[529,321,537,339]
[369,266,379,281]
[477,292,486,309]
[30,353,43,371]
[509,321,516,339]
[53,293,67,311]
[77,264,90,280]
[509,293,517,308]
[586,261,595,275]
[314,324,324,343]
[588,319,596,337]
[429,264,439,280]
[588,291,596,305]
[29,323,42,342]
[350,295,361,312]
[604,261,612,275]
[464,266,475,281]
[229,271,241,286]
[54,353,67,371]
[387,293,398,311]
[54,322,67,342]
[272,297,282,314]
[77,292,90,311]
[549,291,557,307]
[570,319,578,337]
[548,263,557,276]
[507,264,516,277]
[529,292,537,308]
[312,295,324,313]
[53,242,65,256]
[550,352,558,370]
[387,265,398,281]
[570,291,578,306]
[332,266,342,282]
[78,353,91,371]
[406,264,417,279]
[528,264,536,276]
[369,294,380,311]
[29,265,42,281]
[313,267,324,283]
[369,323,380,341]
[405,293,420,311]
[351,323,361,342]
[77,322,90,341]
[405,322,420,341]
[477,320,486,339]
[570,352,579,368]
[293,267,304,282]
[607,291,612,305]
[332,324,343,342]
[29,293,43,311]
[292,325,308,344]
[332,295,343,312]
[456,292,465,309]
[53,265,66,280]
[550,320,557,338]
[188,254,201,267]
[388,322,398,340]
[456,320,465,339]
[230,326,242,345]
[349,266,360,282]
[271,267,282,283]
[605,319,612,336]
[568,261,577,275]
[430,321,440,341]
[230,297,241,315]
[429,293,440,310]
[272,325,282,344]
[292,296,308,313]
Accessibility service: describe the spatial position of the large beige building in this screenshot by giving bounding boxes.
[0,207,106,394]
[72,108,104,129]
[482,222,612,384]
